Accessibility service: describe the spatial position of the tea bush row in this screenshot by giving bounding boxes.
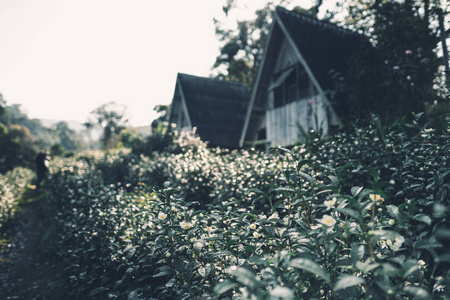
[43,118,449,299]
[0,167,34,228]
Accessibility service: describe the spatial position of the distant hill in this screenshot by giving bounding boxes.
[38,119,152,139]
[39,119,102,140]
[134,125,152,137]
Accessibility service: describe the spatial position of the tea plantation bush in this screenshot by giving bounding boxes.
[0,167,34,228]
[42,118,449,299]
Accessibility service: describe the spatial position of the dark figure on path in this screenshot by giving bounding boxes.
[35,152,49,189]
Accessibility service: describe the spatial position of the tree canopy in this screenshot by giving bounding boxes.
[86,101,129,150]
[213,0,449,123]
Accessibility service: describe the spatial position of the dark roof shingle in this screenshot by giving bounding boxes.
[175,73,251,148]
[276,6,364,91]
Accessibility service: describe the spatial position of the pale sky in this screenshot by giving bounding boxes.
[0,0,317,127]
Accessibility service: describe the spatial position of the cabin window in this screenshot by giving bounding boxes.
[270,64,312,108]
[297,71,310,99]
[286,71,297,103]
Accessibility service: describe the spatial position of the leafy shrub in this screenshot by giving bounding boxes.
[42,118,449,299]
[0,167,34,228]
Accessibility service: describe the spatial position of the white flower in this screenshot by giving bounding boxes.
[321,215,336,227]
[369,194,384,204]
[369,194,381,201]
[158,212,167,220]
[180,221,193,230]
[253,231,261,238]
[269,212,279,219]
[206,226,216,232]
[249,223,257,230]
[209,234,217,244]
[386,235,404,251]
[324,197,337,210]
[418,260,426,269]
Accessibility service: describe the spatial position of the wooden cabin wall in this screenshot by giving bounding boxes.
[266,95,329,147]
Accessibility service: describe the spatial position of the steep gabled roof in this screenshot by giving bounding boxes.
[240,6,364,147]
[277,7,362,91]
[170,73,251,148]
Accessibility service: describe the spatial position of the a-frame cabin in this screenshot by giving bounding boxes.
[240,7,363,148]
[169,73,251,148]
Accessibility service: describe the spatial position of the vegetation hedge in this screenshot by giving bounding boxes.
[42,116,449,299]
[0,167,34,228]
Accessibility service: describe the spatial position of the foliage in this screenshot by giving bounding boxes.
[0,124,38,173]
[213,0,316,87]
[86,101,129,150]
[51,121,86,152]
[0,167,34,229]
[214,1,447,124]
[151,104,170,133]
[0,95,86,172]
[38,116,450,299]
[342,0,442,124]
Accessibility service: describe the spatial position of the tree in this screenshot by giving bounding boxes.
[151,104,170,133]
[0,94,46,173]
[213,1,325,87]
[52,121,85,151]
[342,0,442,123]
[0,124,37,173]
[214,0,447,124]
[87,102,129,149]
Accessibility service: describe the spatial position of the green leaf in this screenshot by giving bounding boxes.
[153,265,172,277]
[363,166,379,181]
[355,260,380,274]
[413,213,432,226]
[386,205,399,220]
[239,213,257,224]
[270,286,294,299]
[248,188,265,195]
[338,163,356,175]
[229,267,258,289]
[249,256,269,266]
[298,171,315,185]
[334,275,365,291]
[401,260,419,279]
[350,244,365,265]
[269,146,292,155]
[296,159,316,170]
[289,258,330,283]
[252,195,267,205]
[214,279,236,295]
[89,287,109,297]
[128,290,140,300]
[336,208,361,220]
[435,228,450,240]
[334,258,353,269]
[351,186,363,197]
[402,286,431,300]
[273,187,296,193]
[328,175,339,187]
[415,238,443,249]
[264,225,276,237]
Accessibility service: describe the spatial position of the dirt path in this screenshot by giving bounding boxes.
[0,189,59,300]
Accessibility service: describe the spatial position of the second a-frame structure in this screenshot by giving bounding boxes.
[240,7,363,147]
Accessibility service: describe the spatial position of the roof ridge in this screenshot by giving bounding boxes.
[275,6,361,38]
[178,73,249,88]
